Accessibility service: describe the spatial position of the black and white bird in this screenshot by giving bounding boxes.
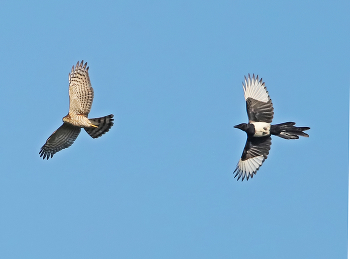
[234,74,310,181]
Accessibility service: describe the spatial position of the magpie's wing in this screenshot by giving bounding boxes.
[234,136,271,181]
[243,74,274,123]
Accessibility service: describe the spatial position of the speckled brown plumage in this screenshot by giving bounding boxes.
[39,61,114,160]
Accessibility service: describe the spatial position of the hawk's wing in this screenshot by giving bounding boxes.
[243,74,274,123]
[68,60,94,116]
[39,123,81,159]
[234,136,271,181]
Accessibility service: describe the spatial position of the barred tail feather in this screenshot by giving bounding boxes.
[85,114,114,138]
[271,122,310,139]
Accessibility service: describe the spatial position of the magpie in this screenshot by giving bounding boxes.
[234,74,310,181]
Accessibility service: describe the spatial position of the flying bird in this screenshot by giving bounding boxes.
[233,74,309,180]
[39,61,114,159]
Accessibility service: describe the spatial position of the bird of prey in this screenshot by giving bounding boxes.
[233,74,309,180]
[39,61,114,159]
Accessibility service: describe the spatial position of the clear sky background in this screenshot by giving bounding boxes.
[0,1,348,258]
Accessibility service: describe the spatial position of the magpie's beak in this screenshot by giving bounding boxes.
[234,124,239,128]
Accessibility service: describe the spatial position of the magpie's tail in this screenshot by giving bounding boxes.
[271,122,310,139]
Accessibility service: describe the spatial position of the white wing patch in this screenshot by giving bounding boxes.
[235,155,264,180]
[243,74,269,103]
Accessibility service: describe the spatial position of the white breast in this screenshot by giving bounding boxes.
[252,122,271,137]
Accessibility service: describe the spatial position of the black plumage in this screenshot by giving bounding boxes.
[234,74,310,181]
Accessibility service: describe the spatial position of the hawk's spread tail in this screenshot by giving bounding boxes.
[85,114,114,138]
[271,122,310,139]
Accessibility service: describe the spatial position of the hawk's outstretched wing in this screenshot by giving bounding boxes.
[243,74,274,123]
[68,60,94,116]
[234,136,271,181]
[39,123,81,159]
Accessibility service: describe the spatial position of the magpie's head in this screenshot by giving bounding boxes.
[234,123,248,132]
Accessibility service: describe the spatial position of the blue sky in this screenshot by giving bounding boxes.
[0,0,348,258]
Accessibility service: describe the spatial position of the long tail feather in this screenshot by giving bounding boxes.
[271,122,310,139]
